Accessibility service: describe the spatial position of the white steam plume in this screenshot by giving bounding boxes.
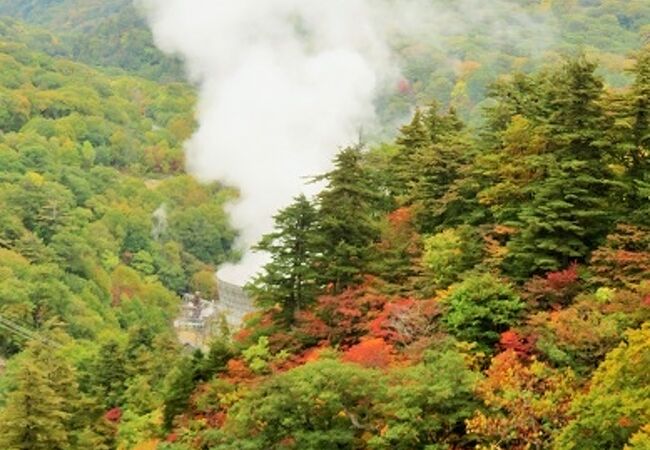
[138,0,552,285]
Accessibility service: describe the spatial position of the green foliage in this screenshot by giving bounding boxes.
[554,325,650,450]
[422,226,483,288]
[2,4,650,449]
[250,194,320,322]
[0,3,183,82]
[443,273,525,350]
[0,340,96,450]
[315,146,381,292]
[506,58,617,276]
[0,25,234,450]
[162,351,204,431]
[241,336,272,374]
[217,359,385,450]
[369,348,480,450]
[201,338,236,377]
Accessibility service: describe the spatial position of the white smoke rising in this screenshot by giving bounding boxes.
[138,0,552,284]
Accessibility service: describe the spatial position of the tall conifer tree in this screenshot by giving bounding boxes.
[0,342,77,450]
[250,194,320,322]
[315,146,380,292]
[506,57,616,276]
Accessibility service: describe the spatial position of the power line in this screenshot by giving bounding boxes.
[0,315,63,349]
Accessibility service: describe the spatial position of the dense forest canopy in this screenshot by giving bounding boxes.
[0,0,184,81]
[0,1,649,449]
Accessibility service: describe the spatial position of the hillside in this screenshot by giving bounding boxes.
[153,48,650,450]
[0,0,184,81]
[2,0,650,118]
[0,26,238,449]
[0,2,648,450]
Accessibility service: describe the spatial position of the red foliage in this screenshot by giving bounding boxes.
[301,280,390,348]
[498,330,536,358]
[204,411,227,428]
[104,407,122,423]
[342,338,394,368]
[293,310,330,344]
[523,263,581,310]
[397,78,413,95]
[267,331,302,354]
[546,264,579,290]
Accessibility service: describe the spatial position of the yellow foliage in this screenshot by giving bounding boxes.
[130,440,160,450]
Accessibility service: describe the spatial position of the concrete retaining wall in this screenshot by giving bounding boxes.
[217,278,255,326]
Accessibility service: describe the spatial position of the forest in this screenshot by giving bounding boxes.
[0,1,648,450]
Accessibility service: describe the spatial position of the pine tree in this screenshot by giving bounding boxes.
[162,353,202,431]
[411,106,476,232]
[315,146,380,292]
[391,108,430,200]
[628,46,650,177]
[250,194,320,323]
[390,104,480,233]
[622,45,650,226]
[89,339,129,409]
[505,56,616,276]
[0,342,74,450]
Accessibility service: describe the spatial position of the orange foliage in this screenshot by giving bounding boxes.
[498,330,536,358]
[297,346,325,364]
[342,338,394,368]
[590,224,650,288]
[387,207,414,227]
[467,350,576,449]
[223,359,254,382]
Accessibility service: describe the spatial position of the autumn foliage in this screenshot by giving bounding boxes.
[342,338,394,368]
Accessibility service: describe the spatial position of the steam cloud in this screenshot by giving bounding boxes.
[138,0,551,284]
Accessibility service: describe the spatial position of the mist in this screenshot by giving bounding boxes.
[137,0,552,285]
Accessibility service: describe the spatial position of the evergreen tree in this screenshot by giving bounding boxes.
[391,108,430,200]
[202,337,235,377]
[250,194,320,322]
[162,353,203,431]
[89,339,129,409]
[506,57,616,276]
[391,104,480,233]
[314,146,380,292]
[410,106,476,232]
[0,342,74,450]
[619,45,650,226]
